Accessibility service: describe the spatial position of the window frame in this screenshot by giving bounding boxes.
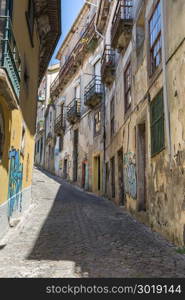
[149,0,162,76]
[124,61,132,113]
[25,0,35,47]
[94,110,101,136]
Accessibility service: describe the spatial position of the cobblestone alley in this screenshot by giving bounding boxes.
[0,168,185,278]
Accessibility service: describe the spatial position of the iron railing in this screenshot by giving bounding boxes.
[84,76,103,106]
[111,0,133,45]
[0,16,21,99]
[67,98,81,121]
[101,45,115,77]
[54,113,65,134]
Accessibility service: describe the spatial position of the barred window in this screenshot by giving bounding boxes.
[149,1,162,75]
[150,89,164,156]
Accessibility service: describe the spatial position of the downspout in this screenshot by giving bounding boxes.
[161,0,172,168]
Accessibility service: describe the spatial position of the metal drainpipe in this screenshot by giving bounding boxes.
[161,0,172,168]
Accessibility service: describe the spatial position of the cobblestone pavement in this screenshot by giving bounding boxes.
[0,168,185,278]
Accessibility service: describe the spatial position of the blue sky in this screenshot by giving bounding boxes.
[50,0,84,65]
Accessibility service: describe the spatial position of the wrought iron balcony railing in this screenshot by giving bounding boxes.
[111,0,133,50]
[84,76,103,107]
[101,45,116,85]
[54,113,65,135]
[0,16,21,99]
[67,98,81,124]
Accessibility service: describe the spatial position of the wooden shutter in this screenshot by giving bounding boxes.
[150,89,165,156]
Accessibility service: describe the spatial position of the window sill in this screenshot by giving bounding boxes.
[148,63,162,88]
[151,146,165,158]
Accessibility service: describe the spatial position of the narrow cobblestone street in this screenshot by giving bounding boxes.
[0,168,185,278]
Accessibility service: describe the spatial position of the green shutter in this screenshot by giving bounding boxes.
[150,89,165,156]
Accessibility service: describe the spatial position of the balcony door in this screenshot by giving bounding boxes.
[75,84,80,99]
[0,0,6,15]
[0,0,13,16]
[94,59,101,93]
[94,59,101,77]
[75,84,80,114]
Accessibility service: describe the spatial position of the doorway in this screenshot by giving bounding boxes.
[93,155,101,192]
[73,129,79,182]
[82,161,89,190]
[105,162,109,196]
[117,148,125,205]
[137,123,146,211]
[63,159,68,179]
[111,156,115,198]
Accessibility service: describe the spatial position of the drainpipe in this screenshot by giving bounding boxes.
[161,0,172,168]
[84,0,105,40]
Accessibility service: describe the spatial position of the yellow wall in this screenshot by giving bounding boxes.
[0,0,40,204]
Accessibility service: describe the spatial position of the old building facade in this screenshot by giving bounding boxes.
[39,0,185,247]
[50,2,106,195]
[0,0,60,239]
[101,0,185,246]
[35,64,59,170]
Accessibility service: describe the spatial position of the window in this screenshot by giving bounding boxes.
[21,126,26,154]
[8,0,13,19]
[37,140,40,153]
[50,111,52,123]
[59,136,63,152]
[0,0,8,15]
[94,110,101,135]
[26,0,35,47]
[110,97,115,137]
[149,1,162,75]
[150,89,164,156]
[124,62,132,112]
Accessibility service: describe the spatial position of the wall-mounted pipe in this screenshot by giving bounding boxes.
[161,0,172,168]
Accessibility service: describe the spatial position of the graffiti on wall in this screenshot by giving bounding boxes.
[123,152,137,199]
[8,149,23,217]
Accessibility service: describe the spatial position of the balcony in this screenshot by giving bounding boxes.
[67,98,81,124]
[101,45,116,85]
[84,76,103,108]
[0,16,21,106]
[54,113,65,136]
[111,0,133,51]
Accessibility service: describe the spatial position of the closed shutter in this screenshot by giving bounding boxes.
[150,89,165,156]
